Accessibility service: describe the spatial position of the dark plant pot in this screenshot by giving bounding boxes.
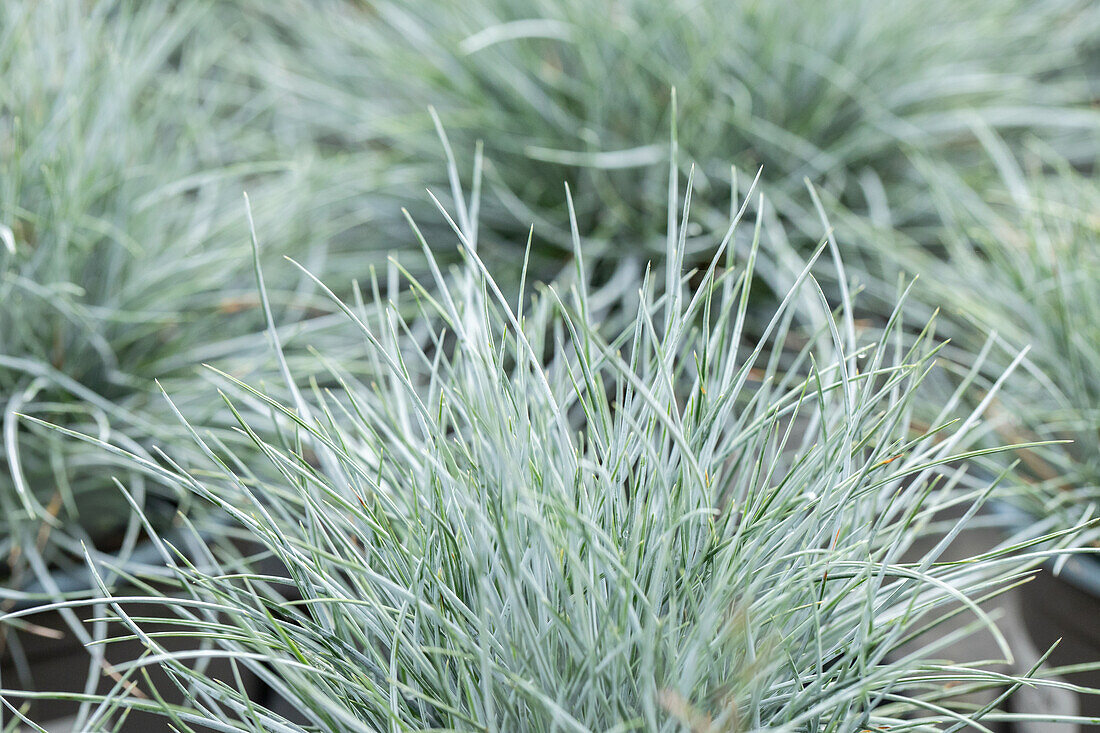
[2,601,265,731]
[1019,554,1100,722]
[993,502,1100,724]
[1,535,264,732]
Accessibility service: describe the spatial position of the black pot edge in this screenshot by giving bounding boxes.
[2,524,228,612]
[990,500,1100,599]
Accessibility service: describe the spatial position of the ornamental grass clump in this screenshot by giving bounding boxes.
[0,0,404,603]
[6,157,1094,731]
[248,0,1100,263]
[7,0,1099,604]
[0,0,224,612]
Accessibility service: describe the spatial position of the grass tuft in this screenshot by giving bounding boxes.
[6,161,1093,730]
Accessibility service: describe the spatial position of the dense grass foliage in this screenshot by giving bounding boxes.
[2,0,1100,728]
[5,167,1091,731]
[3,0,1098,575]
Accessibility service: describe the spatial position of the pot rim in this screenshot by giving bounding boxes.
[991,500,1100,600]
[1,527,215,612]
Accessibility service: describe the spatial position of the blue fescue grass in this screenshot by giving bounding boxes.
[0,0,409,600]
[244,0,1100,260]
[5,157,1096,731]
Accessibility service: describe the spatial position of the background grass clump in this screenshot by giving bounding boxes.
[838,142,1100,533]
[244,0,1100,266]
[0,0,407,589]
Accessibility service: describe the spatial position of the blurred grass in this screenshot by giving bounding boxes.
[0,1,401,580]
[839,143,1100,532]
[244,0,1100,259]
